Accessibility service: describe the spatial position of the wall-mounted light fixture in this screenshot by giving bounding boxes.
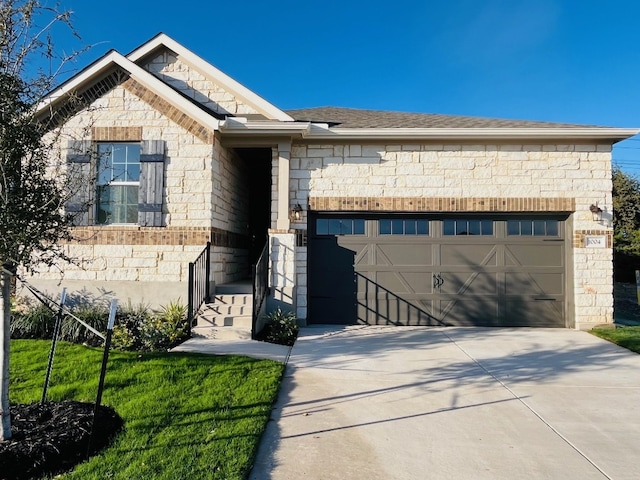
[290,203,303,222]
[589,203,603,222]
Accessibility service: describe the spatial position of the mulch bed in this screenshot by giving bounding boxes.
[0,401,123,480]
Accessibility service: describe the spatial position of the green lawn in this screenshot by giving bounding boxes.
[9,339,284,479]
[590,326,640,354]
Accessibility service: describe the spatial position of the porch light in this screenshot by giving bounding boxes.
[290,203,303,221]
[589,203,603,222]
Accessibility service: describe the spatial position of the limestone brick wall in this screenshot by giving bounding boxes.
[61,84,215,228]
[33,82,251,292]
[295,245,308,320]
[212,138,250,236]
[290,141,615,328]
[143,51,258,116]
[268,232,296,312]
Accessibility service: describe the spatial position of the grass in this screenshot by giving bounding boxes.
[590,326,640,354]
[9,339,284,479]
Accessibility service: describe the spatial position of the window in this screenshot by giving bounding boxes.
[379,219,429,235]
[316,218,365,235]
[443,219,493,236]
[96,143,141,224]
[507,219,559,236]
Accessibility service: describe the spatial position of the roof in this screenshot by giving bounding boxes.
[285,107,602,129]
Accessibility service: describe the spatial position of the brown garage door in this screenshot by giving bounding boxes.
[307,215,567,327]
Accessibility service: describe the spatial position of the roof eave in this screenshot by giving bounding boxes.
[219,119,311,137]
[36,51,220,132]
[305,126,640,142]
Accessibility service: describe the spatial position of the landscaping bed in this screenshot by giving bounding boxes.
[3,340,284,479]
[1,401,122,480]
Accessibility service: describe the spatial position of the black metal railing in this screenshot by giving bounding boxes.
[187,241,211,334]
[251,242,269,339]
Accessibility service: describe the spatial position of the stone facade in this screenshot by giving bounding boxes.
[143,52,259,116]
[287,141,614,329]
[31,35,628,330]
[31,73,251,299]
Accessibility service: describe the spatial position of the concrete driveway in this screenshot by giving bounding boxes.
[250,326,640,480]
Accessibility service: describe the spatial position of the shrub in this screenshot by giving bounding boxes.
[9,297,189,352]
[61,304,108,346]
[113,302,153,350]
[10,302,55,339]
[138,300,188,351]
[259,308,298,346]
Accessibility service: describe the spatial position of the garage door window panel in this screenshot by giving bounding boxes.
[316,218,365,235]
[379,219,429,235]
[507,219,559,237]
[443,219,493,236]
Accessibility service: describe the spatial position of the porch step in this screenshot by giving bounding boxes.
[197,312,253,329]
[193,287,254,339]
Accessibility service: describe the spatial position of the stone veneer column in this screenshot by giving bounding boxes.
[268,231,296,313]
[276,143,291,231]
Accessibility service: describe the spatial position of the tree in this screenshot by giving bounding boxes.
[0,1,86,441]
[612,167,640,256]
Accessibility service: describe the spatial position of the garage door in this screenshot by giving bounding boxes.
[307,214,567,327]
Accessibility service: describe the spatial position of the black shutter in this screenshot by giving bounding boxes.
[139,140,165,227]
[65,140,92,226]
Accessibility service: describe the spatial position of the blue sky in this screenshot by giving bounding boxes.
[53,0,640,175]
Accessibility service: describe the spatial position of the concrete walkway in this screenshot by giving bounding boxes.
[171,336,291,362]
[250,326,640,480]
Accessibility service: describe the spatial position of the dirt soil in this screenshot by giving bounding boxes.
[0,401,123,480]
[614,282,640,325]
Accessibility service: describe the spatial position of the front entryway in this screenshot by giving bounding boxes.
[307,214,568,327]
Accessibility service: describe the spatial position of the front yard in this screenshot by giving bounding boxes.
[6,340,284,479]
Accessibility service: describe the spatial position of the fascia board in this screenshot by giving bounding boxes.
[36,50,122,115]
[305,125,640,142]
[219,119,311,137]
[37,51,220,131]
[127,33,293,122]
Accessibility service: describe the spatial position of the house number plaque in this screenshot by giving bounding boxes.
[584,235,606,248]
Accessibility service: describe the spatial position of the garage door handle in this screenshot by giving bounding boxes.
[534,297,556,301]
[433,274,444,289]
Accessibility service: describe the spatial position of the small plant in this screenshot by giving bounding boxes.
[138,300,188,351]
[111,325,136,350]
[9,296,189,351]
[259,308,299,346]
[61,304,108,346]
[10,302,55,339]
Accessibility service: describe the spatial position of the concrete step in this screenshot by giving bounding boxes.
[191,326,252,341]
[197,314,253,329]
[201,303,251,316]
[211,294,252,306]
[215,282,253,294]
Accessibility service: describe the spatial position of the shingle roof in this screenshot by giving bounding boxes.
[284,107,600,129]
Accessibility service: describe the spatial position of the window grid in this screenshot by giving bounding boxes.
[96,143,141,225]
[379,219,429,235]
[443,219,493,236]
[507,219,559,237]
[316,219,365,235]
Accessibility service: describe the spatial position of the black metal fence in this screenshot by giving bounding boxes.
[187,241,211,334]
[251,242,269,339]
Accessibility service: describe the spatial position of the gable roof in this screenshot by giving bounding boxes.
[127,33,293,122]
[37,35,638,144]
[36,49,221,132]
[285,107,600,129]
